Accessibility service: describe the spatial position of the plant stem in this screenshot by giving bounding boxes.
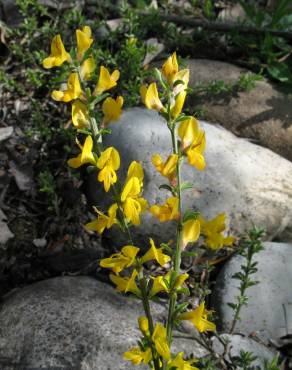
[166,123,183,344]
[139,274,161,370]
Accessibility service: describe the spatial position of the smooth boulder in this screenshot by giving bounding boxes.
[212,242,292,342]
[86,108,292,246]
[0,276,206,370]
[187,59,292,162]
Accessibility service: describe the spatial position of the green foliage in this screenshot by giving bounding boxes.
[228,227,265,333]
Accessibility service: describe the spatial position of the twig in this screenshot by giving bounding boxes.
[139,12,292,41]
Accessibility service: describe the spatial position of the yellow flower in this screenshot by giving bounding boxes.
[178,301,216,333]
[102,96,123,125]
[138,316,149,336]
[178,117,206,171]
[178,117,201,149]
[97,147,120,192]
[162,52,179,85]
[80,56,96,81]
[150,272,188,297]
[100,245,140,274]
[126,161,144,185]
[152,323,171,360]
[52,72,82,102]
[140,83,164,112]
[94,66,120,95]
[110,269,141,297]
[186,132,206,171]
[71,100,89,129]
[171,91,187,119]
[76,25,93,60]
[123,347,152,365]
[173,69,190,95]
[85,203,118,234]
[42,34,71,69]
[168,352,199,370]
[67,135,96,168]
[141,238,170,267]
[152,154,178,181]
[121,177,148,226]
[150,196,180,222]
[181,219,200,249]
[199,213,235,250]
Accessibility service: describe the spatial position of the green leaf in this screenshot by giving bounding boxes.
[159,184,176,195]
[183,209,200,223]
[180,182,194,191]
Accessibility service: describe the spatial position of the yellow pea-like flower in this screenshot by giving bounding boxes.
[178,117,206,171]
[52,72,82,102]
[178,301,216,333]
[97,147,120,192]
[178,116,201,149]
[110,269,141,297]
[102,96,123,125]
[100,245,140,274]
[181,219,200,249]
[168,352,199,370]
[186,131,206,171]
[94,66,120,95]
[152,323,171,360]
[173,68,190,95]
[71,100,89,129]
[152,153,178,181]
[199,213,235,250]
[76,25,93,60]
[124,347,152,365]
[85,203,118,235]
[138,316,150,336]
[126,161,144,185]
[80,56,96,81]
[150,196,180,222]
[141,238,170,267]
[141,82,164,112]
[162,52,179,84]
[42,34,71,69]
[150,272,189,297]
[171,90,187,119]
[67,135,96,168]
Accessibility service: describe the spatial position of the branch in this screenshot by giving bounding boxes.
[139,12,292,41]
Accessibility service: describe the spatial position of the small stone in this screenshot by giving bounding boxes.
[212,242,292,342]
[0,209,14,246]
[0,276,206,369]
[0,127,13,142]
[187,59,292,162]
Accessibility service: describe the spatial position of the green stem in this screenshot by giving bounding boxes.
[139,274,161,370]
[166,124,183,345]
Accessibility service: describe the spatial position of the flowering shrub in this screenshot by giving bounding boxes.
[43,27,239,370]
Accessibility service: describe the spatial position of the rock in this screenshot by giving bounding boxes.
[86,108,292,246]
[0,127,13,142]
[213,334,276,368]
[218,4,246,23]
[212,242,292,342]
[187,59,292,162]
[0,209,14,246]
[0,1,22,27]
[0,276,207,369]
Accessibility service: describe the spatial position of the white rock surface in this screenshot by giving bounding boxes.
[212,242,292,341]
[87,108,292,245]
[0,276,206,370]
[213,334,276,368]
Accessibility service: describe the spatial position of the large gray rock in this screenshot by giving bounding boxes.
[187,59,292,162]
[212,242,292,341]
[0,276,206,370]
[86,108,292,246]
